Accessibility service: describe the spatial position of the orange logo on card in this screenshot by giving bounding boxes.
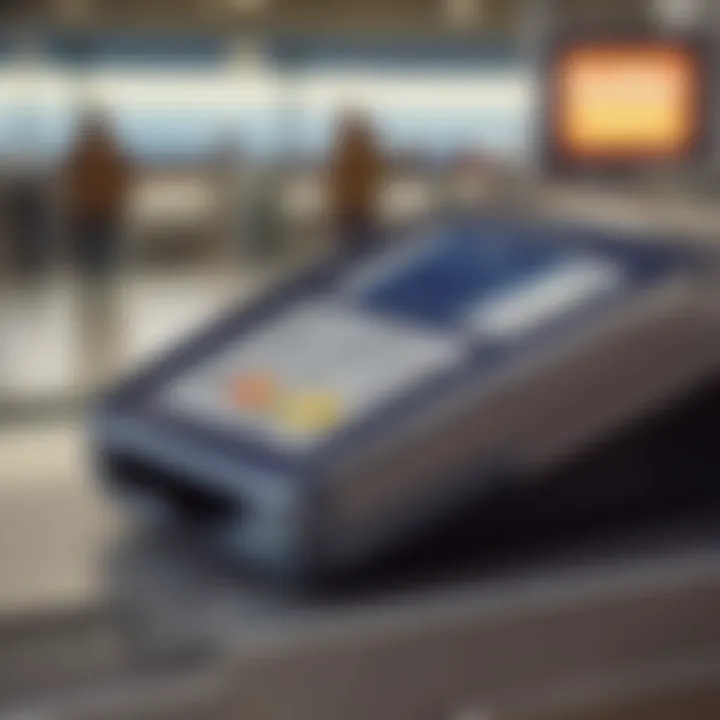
[230,371,279,412]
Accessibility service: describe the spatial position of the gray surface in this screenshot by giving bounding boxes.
[1,466,720,718]
[227,556,720,720]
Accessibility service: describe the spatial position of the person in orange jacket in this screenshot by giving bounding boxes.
[64,112,131,278]
[63,112,132,387]
[327,111,384,257]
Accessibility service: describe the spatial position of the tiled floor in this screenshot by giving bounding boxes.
[0,464,114,614]
[0,269,274,611]
[0,270,268,400]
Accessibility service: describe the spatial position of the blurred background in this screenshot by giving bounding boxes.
[2,0,719,413]
[2,0,720,717]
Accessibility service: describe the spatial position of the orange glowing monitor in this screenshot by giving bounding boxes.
[547,38,708,170]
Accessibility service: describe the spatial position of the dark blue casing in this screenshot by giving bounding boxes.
[92,217,714,577]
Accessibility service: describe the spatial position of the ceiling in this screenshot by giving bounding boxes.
[0,0,694,39]
[0,0,523,36]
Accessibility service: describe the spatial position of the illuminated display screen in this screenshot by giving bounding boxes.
[547,39,707,168]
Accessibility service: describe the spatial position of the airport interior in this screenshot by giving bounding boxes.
[2,0,720,717]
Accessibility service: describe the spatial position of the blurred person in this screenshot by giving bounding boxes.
[210,132,283,265]
[438,146,504,221]
[64,113,130,276]
[455,148,494,212]
[328,111,384,258]
[212,128,244,263]
[245,160,283,263]
[2,128,51,288]
[63,113,132,388]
